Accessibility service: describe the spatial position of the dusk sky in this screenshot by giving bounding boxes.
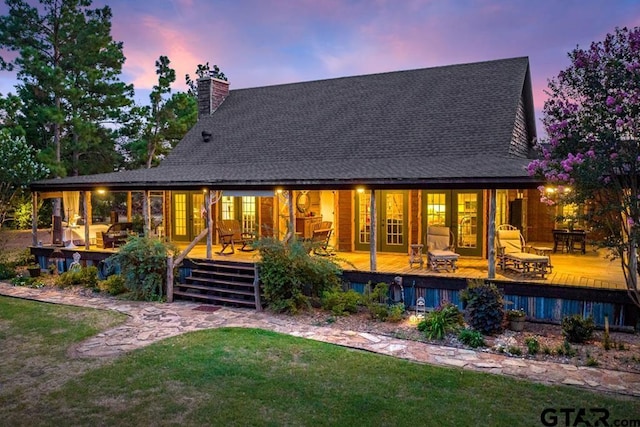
[1,0,639,136]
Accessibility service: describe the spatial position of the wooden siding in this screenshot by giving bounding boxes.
[508,95,531,157]
[337,190,353,252]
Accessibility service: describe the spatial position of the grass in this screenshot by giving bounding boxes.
[1,297,638,426]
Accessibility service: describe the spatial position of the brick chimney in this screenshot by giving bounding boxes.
[197,75,229,119]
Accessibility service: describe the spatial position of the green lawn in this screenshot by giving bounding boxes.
[0,296,638,426]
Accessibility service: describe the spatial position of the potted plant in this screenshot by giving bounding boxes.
[26,257,41,278]
[507,308,526,332]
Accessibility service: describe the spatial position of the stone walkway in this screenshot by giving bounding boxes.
[1,282,638,397]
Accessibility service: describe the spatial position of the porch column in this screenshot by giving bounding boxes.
[31,192,38,246]
[487,188,497,279]
[288,190,295,242]
[206,189,212,259]
[126,191,132,221]
[144,190,152,235]
[369,189,377,272]
[83,191,90,250]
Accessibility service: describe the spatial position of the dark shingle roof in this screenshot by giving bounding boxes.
[32,57,540,191]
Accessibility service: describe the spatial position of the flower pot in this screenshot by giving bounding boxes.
[509,318,525,332]
[27,267,41,278]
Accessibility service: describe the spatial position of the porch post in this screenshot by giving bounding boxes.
[369,189,377,272]
[127,191,132,221]
[83,191,90,250]
[142,190,151,235]
[487,188,497,279]
[31,191,38,246]
[288,190,295,242]
[206,189,212,259]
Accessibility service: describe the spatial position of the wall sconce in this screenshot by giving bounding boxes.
[201,130,212,142]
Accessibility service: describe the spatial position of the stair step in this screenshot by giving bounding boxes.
[187,276,255,287]
[173,290,256,306]
[177,283,255,296]
[191,269,255,280]
[191,261,255,272]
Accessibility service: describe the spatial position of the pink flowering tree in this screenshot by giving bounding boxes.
[528,27,640,308]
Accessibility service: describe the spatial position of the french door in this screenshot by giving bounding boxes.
[172,191,206,242]
[355,190,408,253]
[220,196,257,235]
[423,190,483,256]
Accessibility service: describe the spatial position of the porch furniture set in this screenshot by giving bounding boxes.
[552,229,587,254]
[96,222,135,249]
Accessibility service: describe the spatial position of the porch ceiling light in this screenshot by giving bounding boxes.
[356,187,365,194]
[96,188,107,195]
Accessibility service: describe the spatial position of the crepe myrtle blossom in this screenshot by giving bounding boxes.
[528,26,640,308]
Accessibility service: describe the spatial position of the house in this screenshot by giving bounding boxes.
[29,56,640,327]
[30,57,544,264]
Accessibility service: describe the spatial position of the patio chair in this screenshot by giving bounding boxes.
[426,226,459,272]
[216,219,255,255]
[496,224,550,278]
[309,222,335,256]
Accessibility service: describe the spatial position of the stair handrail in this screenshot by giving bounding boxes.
[166,227,210,302]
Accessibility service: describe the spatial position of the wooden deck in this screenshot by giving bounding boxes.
[176,241,626,291]
[31,238,625,291]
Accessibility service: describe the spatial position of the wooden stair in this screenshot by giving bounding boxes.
[174,259,261,309]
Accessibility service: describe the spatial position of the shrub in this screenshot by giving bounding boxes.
[556,340,577,357]
[362,282,390,321]
[524,336,540,355]
[460,279,504,335]
[108,236,175,301]
[10,275,44,288]
[55,266,99,289]
[98,274,128,296]
[387,303,405,323]
[420,302,464,340]
[507,345,522,356]
[256,238,342,314]
[561,314,595,343]
[0,262,16,279]
[321,288,361,316]
[458,328,485,348]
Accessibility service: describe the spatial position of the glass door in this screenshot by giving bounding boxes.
[220,195,257,235]
[453,190,483,256]
[355,190,408,253]
[172,191,206,242]
[423,190,483,256]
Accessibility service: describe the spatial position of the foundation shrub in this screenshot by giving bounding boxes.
[0,262,16,279]
[561,314,595,343]
[362,282,391,321]
[55,266,99,289]
[98,274,128,296]
[256,238,342,314]
[107,236,174,301]
[321,288,361,316]
[460,279,505,335]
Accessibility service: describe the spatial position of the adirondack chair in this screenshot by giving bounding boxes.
[426,226,459,272]
[216,219,255,254]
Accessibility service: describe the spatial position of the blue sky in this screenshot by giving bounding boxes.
[1,0,639,135]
